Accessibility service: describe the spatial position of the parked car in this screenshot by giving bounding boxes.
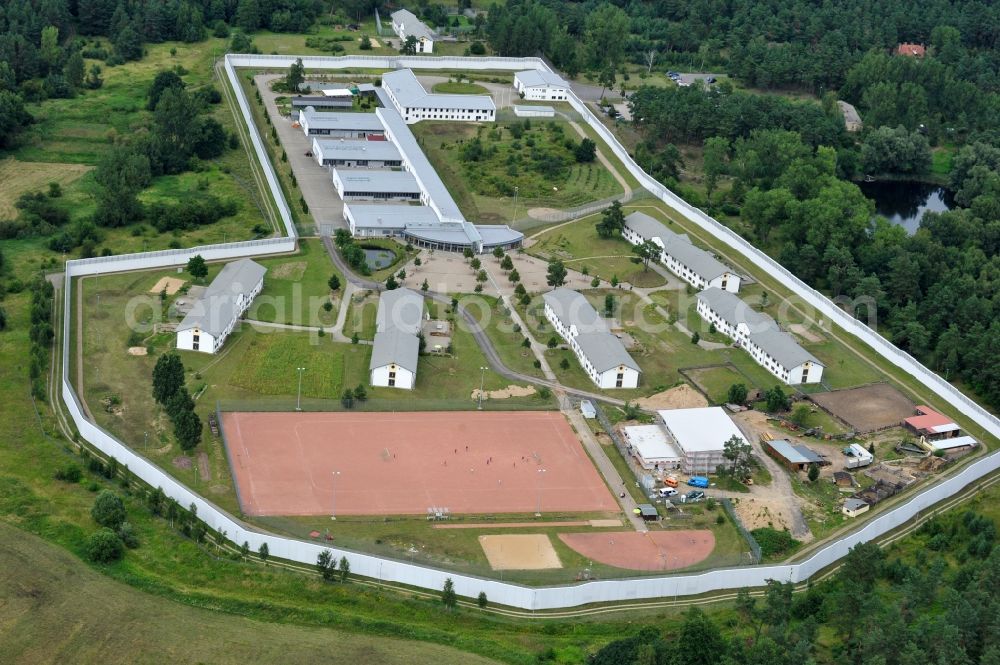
[687,476,710,488]
[658,487,678,498]
[667,71,680,79]
[705,76,717,83]
[681,490,706,503]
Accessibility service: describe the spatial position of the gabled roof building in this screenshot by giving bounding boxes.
[623,212,742,293]
[696,287,824,385]
[514,70,570,101]
[176,259,266,354]
[542,288,641,390]
[370,288,424,390]
[391,9,436,53]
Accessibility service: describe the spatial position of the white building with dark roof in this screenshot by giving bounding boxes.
[514,70,570,101]
[370,288,424,390]
[390,8,436,53]
[542,288,640,389]
[312,139,402,168]
[381,69,495,124]
[696,287,824,385]
[176,259,266,354]
[623,212,741,293]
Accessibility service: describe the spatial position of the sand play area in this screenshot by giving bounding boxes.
[479,534,562,570]
[634,384,708,411]
[471,384,537,400]
[150,276,186,295]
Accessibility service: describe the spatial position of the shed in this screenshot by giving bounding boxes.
[842,498,870,518]
[765,438,826,472]
[580,400,596,419]
[636,504,659,521]
[833,471,854,488]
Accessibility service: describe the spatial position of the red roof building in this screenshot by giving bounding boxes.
[897,43,926,57]
[904,406,960,437]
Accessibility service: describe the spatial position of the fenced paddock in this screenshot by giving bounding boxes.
[809,383,916,433]
[219,410,618,517]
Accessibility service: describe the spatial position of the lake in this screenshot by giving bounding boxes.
[857,180,956,235]
[362,247,396,269]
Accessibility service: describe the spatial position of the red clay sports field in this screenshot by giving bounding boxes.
[220,411,618,517]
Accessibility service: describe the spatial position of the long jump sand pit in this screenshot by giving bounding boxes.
[559,531,715,571]
[479,534,562,570]
[221,411,618,517]
[810,383,915,432]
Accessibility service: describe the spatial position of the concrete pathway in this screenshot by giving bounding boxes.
[244,317,373,344]
[564,408,647,532]
[330,281,358,342]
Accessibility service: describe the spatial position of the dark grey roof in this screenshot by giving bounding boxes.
[768,439,824,465]
[575,332,641,373]
[625,212,730,281]
[844,498,869,511]
[177,259,266,336]
[515,70,568,88]
[698,288,823,369]
[749,327,823,370]
[382,69,496,113]
[390,8,434,40]
[376,288,424,336]
[542,288,607,334]
[837,100,862,124]
[333,168,421,194]
[370,329,420,373]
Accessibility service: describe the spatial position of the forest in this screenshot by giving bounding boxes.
[590,509,1000,665]
[485,0,1000,412]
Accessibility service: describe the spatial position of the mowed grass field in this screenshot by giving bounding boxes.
[0,158,92,218]
[527,219,667,288]
[246,239,342,326]
[0,523,500,665]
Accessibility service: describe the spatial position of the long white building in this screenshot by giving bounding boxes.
[332,168,422,201]
[514,70,570,101]
[299,108,385,137]
[657,407,749,475]
[311,138,402,168]
[542,288,640,389]
[381,69,495,124]
[176,259,266,354]
[390,8,436,54]
[696,287,825,385]
[623,212,742,293]
[370,288,424,390]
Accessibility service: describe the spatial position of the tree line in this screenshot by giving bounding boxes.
[591,509,1000,665]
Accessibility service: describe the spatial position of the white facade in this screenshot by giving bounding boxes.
[391,9,435,53]
[381,69,495,124]
[176,327,219,354]
[657,407,746,475]
[514,70,569,101]
[175,259,265,354]
[370,362,415,390]
[622,213,741,293]
[542,290,641,389]
[696,289,824,386]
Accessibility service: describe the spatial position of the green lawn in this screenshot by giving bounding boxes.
[465,296,545,379]
[686,365,747,405]
[412,120,624,224]
[0,523,499,665]
[528,220,666,288]
[343,289,379,340]
[8,39,271,260]
[432,81,490,94]
[247,239,342,326]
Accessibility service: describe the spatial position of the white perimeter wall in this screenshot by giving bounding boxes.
[54,54,1000,612]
